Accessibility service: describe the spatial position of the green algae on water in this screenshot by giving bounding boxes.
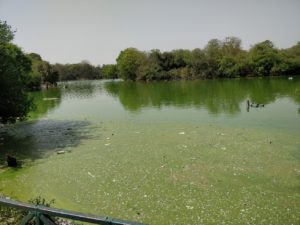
[0,78,300,225]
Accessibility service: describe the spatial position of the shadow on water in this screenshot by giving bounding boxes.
[0,83,103,166]
[104,77,300,115]
[0,119,92,165]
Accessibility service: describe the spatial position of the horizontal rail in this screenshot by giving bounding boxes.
[0,197,147,225]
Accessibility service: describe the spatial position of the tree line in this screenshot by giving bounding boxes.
[9,37,300,88]
[53,37,300,81]
[115,37,300,81]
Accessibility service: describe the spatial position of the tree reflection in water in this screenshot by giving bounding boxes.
[104,77,300,115]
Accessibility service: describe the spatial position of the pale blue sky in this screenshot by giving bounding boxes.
[0,0,299,65]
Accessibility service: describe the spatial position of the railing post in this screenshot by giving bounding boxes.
[0,197,148,225]
[20,213,34,225]
[40,214,56,225]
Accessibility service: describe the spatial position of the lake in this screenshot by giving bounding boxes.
[0,77,299,225]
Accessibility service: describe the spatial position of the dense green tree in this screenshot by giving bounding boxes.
[26,53,62,88]
[188,48,208,78]
[218,56,239,78]
[171,49,191,68]
[75,61,101,80]
[0,20,14,43]
[216,38,247,78]
[52,63,72,80]
[53,62,101,81]
[29,55,59,87]
[133,50,162,81]
[279,42,300,75]
[216,37,246,77]
[0,21,33,123]
[204,38,223,78]
[159,52,175,71]
[221,37,242,56]
[27,53,42,61]
[116,48,145,80]
[137,58,161,81]
[26,53,43,89]
[26,70,42,90]
[101,64,118,79]
[248,40,280,76]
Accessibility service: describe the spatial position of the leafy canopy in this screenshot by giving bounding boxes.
[0,20,33,123]
[0,20,14,43]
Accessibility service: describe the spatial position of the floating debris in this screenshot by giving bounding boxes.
[57,151,65,155]
[179,132,185,135]
[43,98,59,101]
[104,143,111,146]
[88,172,95,178]
[294,169,300,173]
[221,147,226,150]
[186,205,194,210]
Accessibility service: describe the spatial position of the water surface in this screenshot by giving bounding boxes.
[0,77,299,225]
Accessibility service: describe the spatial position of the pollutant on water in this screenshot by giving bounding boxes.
[0,77,299,225]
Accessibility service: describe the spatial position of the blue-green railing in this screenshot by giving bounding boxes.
[0,197,147,225]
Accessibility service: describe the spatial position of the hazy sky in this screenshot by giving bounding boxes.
[0,0,300,65]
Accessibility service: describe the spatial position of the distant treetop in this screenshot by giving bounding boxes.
[0,20,15,43]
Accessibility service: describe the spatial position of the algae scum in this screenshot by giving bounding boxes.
[0,78,300,225]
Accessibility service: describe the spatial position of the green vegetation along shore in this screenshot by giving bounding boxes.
[115,38,300,81]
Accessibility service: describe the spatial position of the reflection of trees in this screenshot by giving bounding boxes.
[28,88,62,119]
[29,81,101,119]
[60,80,98,99]
[247,78,300,104]
[104,80,247,115]
[104,78,300,115]
[0,120,91,164]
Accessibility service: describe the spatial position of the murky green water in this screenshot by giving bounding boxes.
[0,77,300,225]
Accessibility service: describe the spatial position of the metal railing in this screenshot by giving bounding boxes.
[0,197,147,225]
